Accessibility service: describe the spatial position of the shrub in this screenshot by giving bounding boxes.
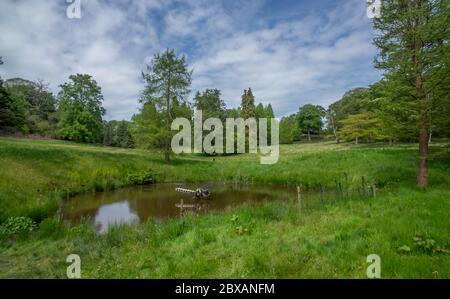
[126,170,154,185]
[0,216,35,239]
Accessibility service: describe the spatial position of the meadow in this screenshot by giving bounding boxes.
[0,137,449,278]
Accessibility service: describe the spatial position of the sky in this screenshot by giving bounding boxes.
[0,0,381,120]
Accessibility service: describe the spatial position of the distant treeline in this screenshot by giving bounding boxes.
[280,80,450,145]
[1,58,449,150]
[0,60,275,150]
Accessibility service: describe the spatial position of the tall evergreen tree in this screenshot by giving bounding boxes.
[265,104,275,118]
[193,89,226,120]
[372,0,449,187]
[140,49,192,162]
[240,88,256,119]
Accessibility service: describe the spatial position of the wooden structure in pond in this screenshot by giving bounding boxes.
[175,187,211,218]
[175,187,211,199]
[175,199,210,217]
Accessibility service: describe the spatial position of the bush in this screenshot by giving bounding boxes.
[0,216,35,239]
[126,170,154,185]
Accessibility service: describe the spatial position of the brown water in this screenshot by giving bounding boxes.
[61,183,299,233]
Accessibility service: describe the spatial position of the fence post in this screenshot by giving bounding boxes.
[372,184,377,199]
[361,176,366,198]
[297,185,302,211]
[320,184,325,203]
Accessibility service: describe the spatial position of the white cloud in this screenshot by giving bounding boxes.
[190,0,380,116]
[0,0,380,120]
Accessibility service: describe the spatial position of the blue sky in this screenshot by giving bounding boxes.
[0,0,381,120]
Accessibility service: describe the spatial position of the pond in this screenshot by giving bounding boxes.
[61,183,304,233]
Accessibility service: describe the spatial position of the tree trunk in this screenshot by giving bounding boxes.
[411,0,428,187]
[330,115,339,143]
[308,130,311,142]
[165,72,172,163]
[414,62,428,187]
[355,136,359,145]
[417,94,428,187]
[164,149,170,163]
[412,3,428,187]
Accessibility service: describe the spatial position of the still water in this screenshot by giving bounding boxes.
[61,183,299,233]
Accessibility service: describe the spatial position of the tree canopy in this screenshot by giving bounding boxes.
[137,49,192,162]
[57,74,105,143]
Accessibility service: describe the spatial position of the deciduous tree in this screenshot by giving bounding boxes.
[140,49,192,162]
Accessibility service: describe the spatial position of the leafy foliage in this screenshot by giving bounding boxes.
[240,88,256,119]
[138,49,192,162]
[0,217,35,238]
[297,104,326,141]
[126,170,155,185]
[338,112,384,144]
[103,120,134,148]
[57,74,105,143]
[194,89,226,120]
[279,114,300,144]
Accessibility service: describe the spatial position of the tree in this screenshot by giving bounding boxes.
[255,103,265,120]
[103,120,134,148]
[373,0,449,187]
[338,112,384,144]
[279,114,300,144]
[369,80,418,143]
[193,89,227,154]
[265,104,275,119]
[140,49,192,162]
[116,121,134,148]
[326,108,340,143]
[263,103,275,145]
[57,74,105,143]
[131,102,167,151]
[5,78,57,135]
[327,88,372,131]
[193,89,226,120]
[226,107,241,119]
[297,104,325,141]
[239,88,257,151]
[103,121,113,146]
[132,98,191,152]
[0,58,26,132]
[240,88,256,119]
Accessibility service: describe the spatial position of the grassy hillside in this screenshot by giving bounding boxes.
[0,137,449,278]
[1,137,449,221]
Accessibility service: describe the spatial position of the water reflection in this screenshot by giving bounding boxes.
[94,202,139,233]
[61,183,297,232]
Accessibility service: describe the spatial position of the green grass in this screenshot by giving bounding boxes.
[0,188,448,278]
[1,137,448,221]
[0,137,449,278]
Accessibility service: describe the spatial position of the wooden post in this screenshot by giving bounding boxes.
[179,199,184,218]
[361,176,366,198]
[344,173,349,199]
[297,185,302,211]
[320,184,324,203]
[175,199,196,219]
